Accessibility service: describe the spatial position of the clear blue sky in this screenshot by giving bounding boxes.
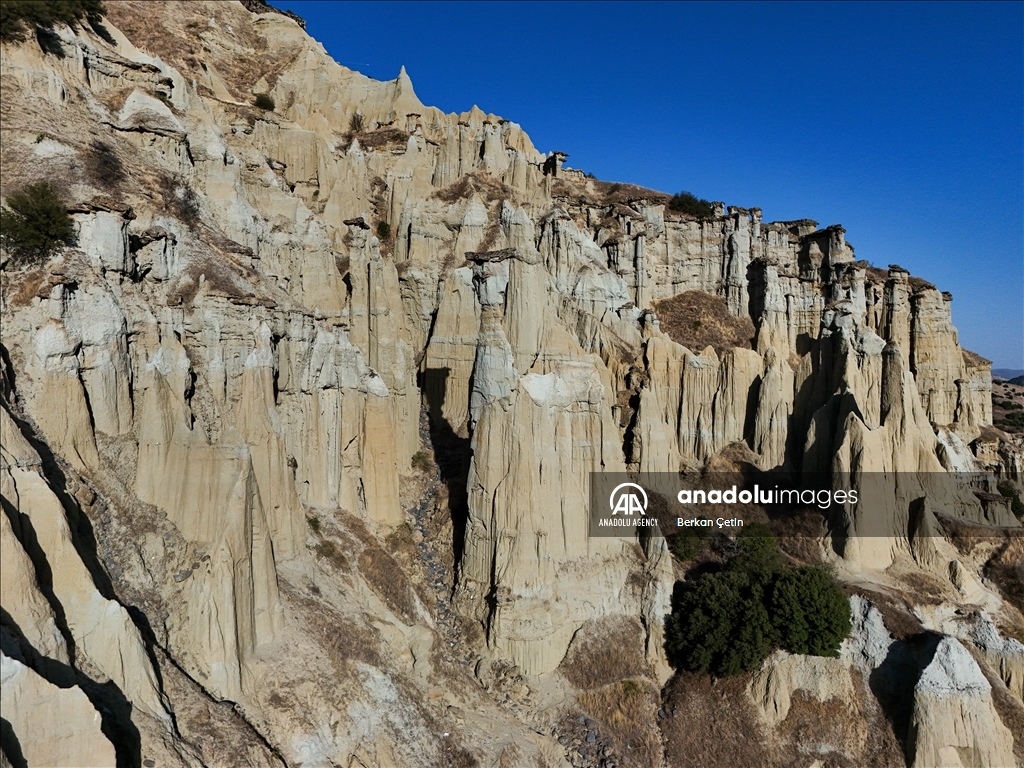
[275,1,1023,369]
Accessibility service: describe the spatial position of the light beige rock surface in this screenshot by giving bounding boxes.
[909,638,1016,768]
[1,653,117,768]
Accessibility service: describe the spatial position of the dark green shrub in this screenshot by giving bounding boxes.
[0,181,76,267]
[665,522,851,677]
[253,92,275,111]
[665,568,774,677]
[728,522,782,581]
[0,0,105,43]
[669,523,709,561]
[770,566,851,657]
[375,220,391,241]
[668,191,714,218]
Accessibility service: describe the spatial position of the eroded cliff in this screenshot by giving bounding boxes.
[1,2,1022,766]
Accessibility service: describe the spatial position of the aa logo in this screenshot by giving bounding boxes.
[609,483,648,516]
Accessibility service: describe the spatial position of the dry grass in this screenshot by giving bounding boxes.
[577,680,663,768]
[865,265,890,283]
[768,507,829,565]
[282,583,383,670]
[907,275,936,292]
[661,671,772,768]
[433,171,511,204]
[357,128,410,151]
[1,268,48,307]
[961,347,990,367]
[313,539,348,570]
[155,647,282,766]
[591,180,671,207]
[654,290,755,354]
[985,532,1024,618]
[358,545,416,624]
[558,616,648,690]
[105,1,301,104]
[846,587,924,641]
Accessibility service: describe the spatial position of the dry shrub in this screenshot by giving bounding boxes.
[559,616,648,690]
[2,268,47,307]
[654,290,755,354]
[433,171,510,204]
[594,180,671,207]
[776,689,887,768]
[358,128,410,150]
[770,506,828,565]
[578,680,662,768]
[475,221,501,253]
[961,347,990,366]
[358,545,416,623]
[282,582,383,669]
[495,743,521,768]
[105,2,300,103]
[865,265,890,283]
[846,587,923,641]
[439,743,479,768]
[85,139,126,189]
[985,532,1024,617]
[384,522,419,566]
[908,275,937,291]
[661,671,771,768]
[314,539,348,570]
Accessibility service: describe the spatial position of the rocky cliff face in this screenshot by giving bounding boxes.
[1,3,1022,766]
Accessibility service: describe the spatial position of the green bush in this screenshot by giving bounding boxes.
[665,523,850,677]
[411,450,432,473]
[668,191,715,218]
[253,92,275,111]
[729,522,782,580]
[0,0,105,43]
[375,220,391,241]
[0,181,76,267]
[669,525,709,561]
[665,568,774,677]
[770,566,851,657]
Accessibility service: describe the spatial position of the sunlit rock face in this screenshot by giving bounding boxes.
[0,2,1018,765]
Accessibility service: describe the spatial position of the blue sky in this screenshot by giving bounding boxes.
[275,1,1023,369]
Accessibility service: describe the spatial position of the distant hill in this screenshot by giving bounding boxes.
[993,368,1024,380]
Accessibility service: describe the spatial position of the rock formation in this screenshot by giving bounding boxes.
[0,2,1020,766]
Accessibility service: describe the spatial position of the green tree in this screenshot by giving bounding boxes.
[669,523,709,561]
[0,0,105,43]
[668,191,715,218]
[770,566,851,657]
[665,568,776,677]
[665,522,851,677]
[728,522,782,581]
[0,181,76,267]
